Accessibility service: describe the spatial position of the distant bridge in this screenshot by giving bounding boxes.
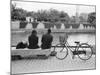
[11,21,96,30]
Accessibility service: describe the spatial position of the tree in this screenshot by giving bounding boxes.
[11,4,16,21]
[35,10,48,21]
[79,16,87,23]
[48,9,60,22]
[11,4,70,23]
[11,4,27,21]
[59,11,70,23]
[87,12,96,25]
[59,11,67,18]
[70,16,76,23]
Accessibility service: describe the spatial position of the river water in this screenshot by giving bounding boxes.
[11,32,95,46]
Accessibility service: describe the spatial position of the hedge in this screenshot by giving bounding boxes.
[20,21,28,28]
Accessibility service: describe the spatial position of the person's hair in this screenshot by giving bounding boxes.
[47,29,51,34]
[32,30,37,35]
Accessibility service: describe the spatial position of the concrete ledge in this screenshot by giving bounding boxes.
[11,48,51,57]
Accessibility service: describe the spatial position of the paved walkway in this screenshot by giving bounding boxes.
[11,54,95,74]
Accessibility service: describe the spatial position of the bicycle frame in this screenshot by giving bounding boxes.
[64,41,80,53]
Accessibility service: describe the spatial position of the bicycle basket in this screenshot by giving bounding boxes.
[59,35,66,44]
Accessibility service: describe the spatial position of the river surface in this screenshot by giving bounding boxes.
[11,32,95,46]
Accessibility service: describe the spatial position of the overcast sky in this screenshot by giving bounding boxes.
[12,0,95,17]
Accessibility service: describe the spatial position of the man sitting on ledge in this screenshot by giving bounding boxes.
[41,29,53,49]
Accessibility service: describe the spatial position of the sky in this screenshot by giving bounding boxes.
[12,0,96,17]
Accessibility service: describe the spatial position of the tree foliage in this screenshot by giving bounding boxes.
[11,4,70,23]
[11,4,27,21]
[87,12,96,25]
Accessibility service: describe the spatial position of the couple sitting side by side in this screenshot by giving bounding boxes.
[29,29,53,49]
[16,29,53,49]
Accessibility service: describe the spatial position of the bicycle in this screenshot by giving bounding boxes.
[54,37,93,60]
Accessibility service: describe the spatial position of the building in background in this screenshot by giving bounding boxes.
[26,16,34,22]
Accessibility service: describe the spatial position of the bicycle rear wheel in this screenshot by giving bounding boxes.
[54,44,68,60]
[77,43,93,60]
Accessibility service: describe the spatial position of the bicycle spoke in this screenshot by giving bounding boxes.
[54,44,68,60]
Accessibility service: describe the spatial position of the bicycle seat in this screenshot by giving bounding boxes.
[74,41,80,44]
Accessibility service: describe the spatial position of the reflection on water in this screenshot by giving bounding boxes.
[11,32,95,46]
[67,34,95,46]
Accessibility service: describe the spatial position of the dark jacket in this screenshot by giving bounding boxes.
[28,34,39,49]
[41,33,53,49]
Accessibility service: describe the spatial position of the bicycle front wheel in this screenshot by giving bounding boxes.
[54,44,68,60]
[77,43,93,60]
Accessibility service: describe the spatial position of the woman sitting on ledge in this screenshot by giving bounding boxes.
[28,30,39,49]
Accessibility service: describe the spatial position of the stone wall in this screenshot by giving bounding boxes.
[11,21,96,30]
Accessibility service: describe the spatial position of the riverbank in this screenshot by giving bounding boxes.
[11,29,96,34]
